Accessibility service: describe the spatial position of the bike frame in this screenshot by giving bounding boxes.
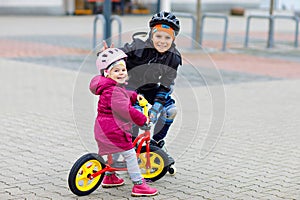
[88,130,151,180]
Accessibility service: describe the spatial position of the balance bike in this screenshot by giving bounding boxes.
[68,97,169,196]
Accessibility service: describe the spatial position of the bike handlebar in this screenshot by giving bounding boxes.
[138,96,149,117]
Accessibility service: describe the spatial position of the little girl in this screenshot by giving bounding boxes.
[89,48,158,197]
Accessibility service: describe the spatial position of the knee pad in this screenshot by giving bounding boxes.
[165,105,177,120]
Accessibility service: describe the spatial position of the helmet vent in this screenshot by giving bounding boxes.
[149,11,180,35]
[96,48,128,72]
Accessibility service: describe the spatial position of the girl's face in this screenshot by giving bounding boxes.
[152,31,173,53]
[107,64,128,84]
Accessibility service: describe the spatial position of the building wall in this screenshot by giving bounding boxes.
[171,0,261,13]
[0,0,298,15]
[0,0,69,15]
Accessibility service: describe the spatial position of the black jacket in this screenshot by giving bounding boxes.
[121,37,182,105]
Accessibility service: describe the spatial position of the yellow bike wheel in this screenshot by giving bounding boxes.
[138,146,169,182]
[68,153,105,196]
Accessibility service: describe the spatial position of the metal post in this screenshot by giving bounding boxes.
[200,13,229,51]
[244,16,251,48]
[273,15,299,48]
[93,14,106,49]
[267,0,275,48]
[103,0,112,46]
[222,17,229,51]
[157,0,161,12]
[173,12,196,48]
[267,16,275,48]
[245,14,299,48]
[111,15,122,47]
[244,15,273,48]
[199,15,205,46]
[196,0,202,46]
[93,14,123,49]
[295,16,299,47]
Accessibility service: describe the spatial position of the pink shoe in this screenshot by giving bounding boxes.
[131,179,158,197]
[102,173,125,188]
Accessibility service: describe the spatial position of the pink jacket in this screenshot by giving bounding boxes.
[90,75,147,155]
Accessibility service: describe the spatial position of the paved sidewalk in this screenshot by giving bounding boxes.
[0,14,300,199]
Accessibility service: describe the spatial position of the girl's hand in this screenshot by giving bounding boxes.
[140,117,152,130]
[146,117,150,125]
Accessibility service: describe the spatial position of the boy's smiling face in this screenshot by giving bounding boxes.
[152,31,173,53]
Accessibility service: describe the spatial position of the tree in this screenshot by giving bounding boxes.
[195,0,202,46]
[267,0,275,48]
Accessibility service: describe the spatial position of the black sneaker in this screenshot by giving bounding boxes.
[150,139,159,147]
[150,139,165,148]
[157,140,165,148]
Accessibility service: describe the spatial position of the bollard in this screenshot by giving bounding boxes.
[93,15,123,49]
[173,12,196,48]
[200,13,229,51]
[273,15,299,48]
[244,15,274,48]
[244,14,299,48]
[110,15,122,48]
[93,14,106,49]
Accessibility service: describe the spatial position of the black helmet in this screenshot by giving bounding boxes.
[149,11,180,36]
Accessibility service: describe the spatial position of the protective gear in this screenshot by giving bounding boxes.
[148,102,163,124]
[103,59,126,77]
[153,103,177,142]
[149,11,180,36]
[96,48,127,73]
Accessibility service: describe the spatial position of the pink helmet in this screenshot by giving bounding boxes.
[96,48,127,72]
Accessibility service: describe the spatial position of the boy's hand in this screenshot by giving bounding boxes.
[100,40,114,52]
[148,102,163,124]
[149,111,158,124]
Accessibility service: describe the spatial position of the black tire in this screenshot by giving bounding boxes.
[138,146,169,182]
[68,153,106,196]
[168,165,176,175]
